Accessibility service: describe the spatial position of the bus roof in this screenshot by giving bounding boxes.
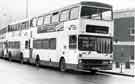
[9,17,36,26]
[40,1,112,17]
[9,18,29,25]
[80,1,112,9]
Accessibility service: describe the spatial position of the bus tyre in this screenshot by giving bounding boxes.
[35,55,40,67]
[8,52,12,61]
[59,58,66,72]
[20,53,24,64]
[90,70,97,74]
[1,50,4,58]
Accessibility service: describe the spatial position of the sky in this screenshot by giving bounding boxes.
[0,0,135,27]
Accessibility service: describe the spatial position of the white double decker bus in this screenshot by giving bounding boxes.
[32,1,113,72]
[1,18,37,63]
[0,1,113,72]
[0,26,8,58]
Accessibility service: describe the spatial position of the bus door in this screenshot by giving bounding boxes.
[4,41,8,58]
[24,40,31,59]
[29,39,33,58]
[67,35,77,64]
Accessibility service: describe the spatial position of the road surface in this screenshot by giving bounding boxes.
[0,59,134,84]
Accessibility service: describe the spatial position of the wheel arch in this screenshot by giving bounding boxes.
[59,56,66,65]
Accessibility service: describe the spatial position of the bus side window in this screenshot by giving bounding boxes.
[60,10,69,22]
[69,35,77,49]
[70,7,79,20]
[52,12,59,24]
[37,16,44,26]
[44,15,51,25]
[49,38,56,49]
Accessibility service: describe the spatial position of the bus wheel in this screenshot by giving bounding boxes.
[59,58,66,72]
[8,52,12,61]
[1,50,4,58]
[20,53,24,64]
[90,70,97,74]
[35,55,40,67]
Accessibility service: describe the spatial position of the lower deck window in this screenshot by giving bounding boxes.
[49,38,56,49]
[8,41,20,49]
[33,38,56,49]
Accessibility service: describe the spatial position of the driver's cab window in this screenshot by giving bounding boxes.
[69,35,77,49]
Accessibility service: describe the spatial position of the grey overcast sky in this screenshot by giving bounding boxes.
[0,0,135,27]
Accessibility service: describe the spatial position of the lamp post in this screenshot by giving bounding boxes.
[26,0,29,18]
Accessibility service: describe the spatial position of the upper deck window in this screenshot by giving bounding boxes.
[60,10,69,21]
[30,18,37,27]
[44,15,51,24]
[0,27,7,35]
[81,6,112,20]
[37,16,43,26]
[70,7,80,20]
[52,12,59,23]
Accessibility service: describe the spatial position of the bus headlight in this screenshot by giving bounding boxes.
[109,61,112,64]
[78,59,82,64]
[110,55,113,58]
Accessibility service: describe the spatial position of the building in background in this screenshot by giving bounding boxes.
[113,9,135,72]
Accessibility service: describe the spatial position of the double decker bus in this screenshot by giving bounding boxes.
[0,1,113,72]
[0,26,8,58]
[2,18,37,62]
[32,1,113,72]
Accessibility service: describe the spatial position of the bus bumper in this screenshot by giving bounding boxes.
[77,64,112,70]
[77,59,112,70]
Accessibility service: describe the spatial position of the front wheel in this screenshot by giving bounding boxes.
[59,58,66,72]
[8,52,12,61]
[90,70,97,74]
[35,55,40,67]
[20,53,24,64]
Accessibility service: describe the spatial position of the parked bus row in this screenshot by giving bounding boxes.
[0,1,113,72]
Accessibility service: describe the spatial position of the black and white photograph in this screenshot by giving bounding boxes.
[0,0,134,84]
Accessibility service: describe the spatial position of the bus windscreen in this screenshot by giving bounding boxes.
[78,35,112,53]
[81,6,112,20]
